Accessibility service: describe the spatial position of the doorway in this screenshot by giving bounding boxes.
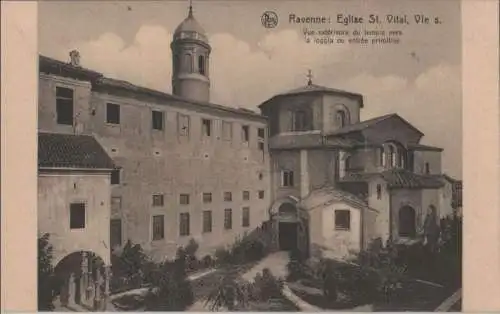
[279,222,298,251]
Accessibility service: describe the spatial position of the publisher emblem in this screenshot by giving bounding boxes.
[261,11,278,28]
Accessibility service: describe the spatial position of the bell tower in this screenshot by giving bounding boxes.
[171,2,211,103]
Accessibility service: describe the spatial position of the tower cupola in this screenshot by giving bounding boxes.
[171,2,211,103]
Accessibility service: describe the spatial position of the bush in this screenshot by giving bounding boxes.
[38,233,55,311]
[184,239,200,271]
[286,248,306,282]
[215,247,233,266]
[251,268,284,301]
[110,240,151,291]
[202,255,215,268]
[205,268,247,311]
[145,250,194,311]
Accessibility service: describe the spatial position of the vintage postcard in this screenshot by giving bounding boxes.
[1,0,500,312]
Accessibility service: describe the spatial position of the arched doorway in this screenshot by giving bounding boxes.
[278,203,298,251]
[399,206,416,238]
[54,251,108,310]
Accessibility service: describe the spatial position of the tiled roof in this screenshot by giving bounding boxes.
[408,143,443,151]
[300,186,375,212]
[381,169,444,189]
[340,169,444,189]
[38,132,115,170]
[278,83,362,99]
[328,113,424,137]
[259,83,364,108]
[268,132,362,150]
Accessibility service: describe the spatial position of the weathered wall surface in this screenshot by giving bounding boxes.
[315,203,362,259]
[367,178,391,243]
[38,74,271,260]
[38,171,111,266]
[413,150,442,175]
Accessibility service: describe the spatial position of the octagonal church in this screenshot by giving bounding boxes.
[37,4,462,310]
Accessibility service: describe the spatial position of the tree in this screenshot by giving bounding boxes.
[38,233,55,311]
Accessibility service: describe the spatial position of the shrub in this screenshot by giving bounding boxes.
[110,240,150,291]
[38,233,55,311]
[145,250,194,311]
[184,239,200,271]
[215,247,233,266]
[252,268,284,301]
[205,268,247,311]
[286,249,306,282]
[202,255,215,268]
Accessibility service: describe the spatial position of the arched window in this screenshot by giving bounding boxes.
[335,110,346,128]
[183,53,193,73]
[376,184,382,200]
[399,150,406,168]
[198,55,205,75]
[389,145,396,167]
[399,206,416,238]
[345,156,351,171]
[379,148,386,167]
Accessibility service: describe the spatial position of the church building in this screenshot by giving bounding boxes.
[37,5,462,306]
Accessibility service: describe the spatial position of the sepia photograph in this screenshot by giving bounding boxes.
[35,0,463,311]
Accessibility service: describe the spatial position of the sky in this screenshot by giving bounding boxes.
[38,0,462,179]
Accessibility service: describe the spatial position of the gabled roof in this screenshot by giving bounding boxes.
[259,83,364,108]
[328,113,424,137]
[408,143,443,152]
[340,169,444,189]
[299,186,377,212]
[38,132,115,170]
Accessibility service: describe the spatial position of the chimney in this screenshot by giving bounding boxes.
[69,50,81,67]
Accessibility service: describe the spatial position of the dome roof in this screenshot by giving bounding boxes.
[173,6,208,43]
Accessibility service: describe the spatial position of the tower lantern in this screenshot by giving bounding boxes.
[171,1,211,103]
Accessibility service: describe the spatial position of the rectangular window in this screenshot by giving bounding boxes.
[258,128,265,139]
[242,125,250,143]
[335,210,351,230]
[258,190,265,199]
[70,203,86,229]
[152,194,164,207]
[202,118,212,137]
[224,208,232,230]
[203,192,212,203]
[56,87,74,125]
[111,196,122,211]
[293,111,307,131]
[180,194,190,205]
[110,219,122,248]
[242,207,250,227]
[180,213,190,236]
[152,110,164,131]
[222,121,232,141]
[224,192,232,202]
[178,113,190,136]
[242,191,250,201]
[106,103,120,124]
[152,215,165,240]
[203,210,212,233]
[111,169,120,185]
[281,170,294,187]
